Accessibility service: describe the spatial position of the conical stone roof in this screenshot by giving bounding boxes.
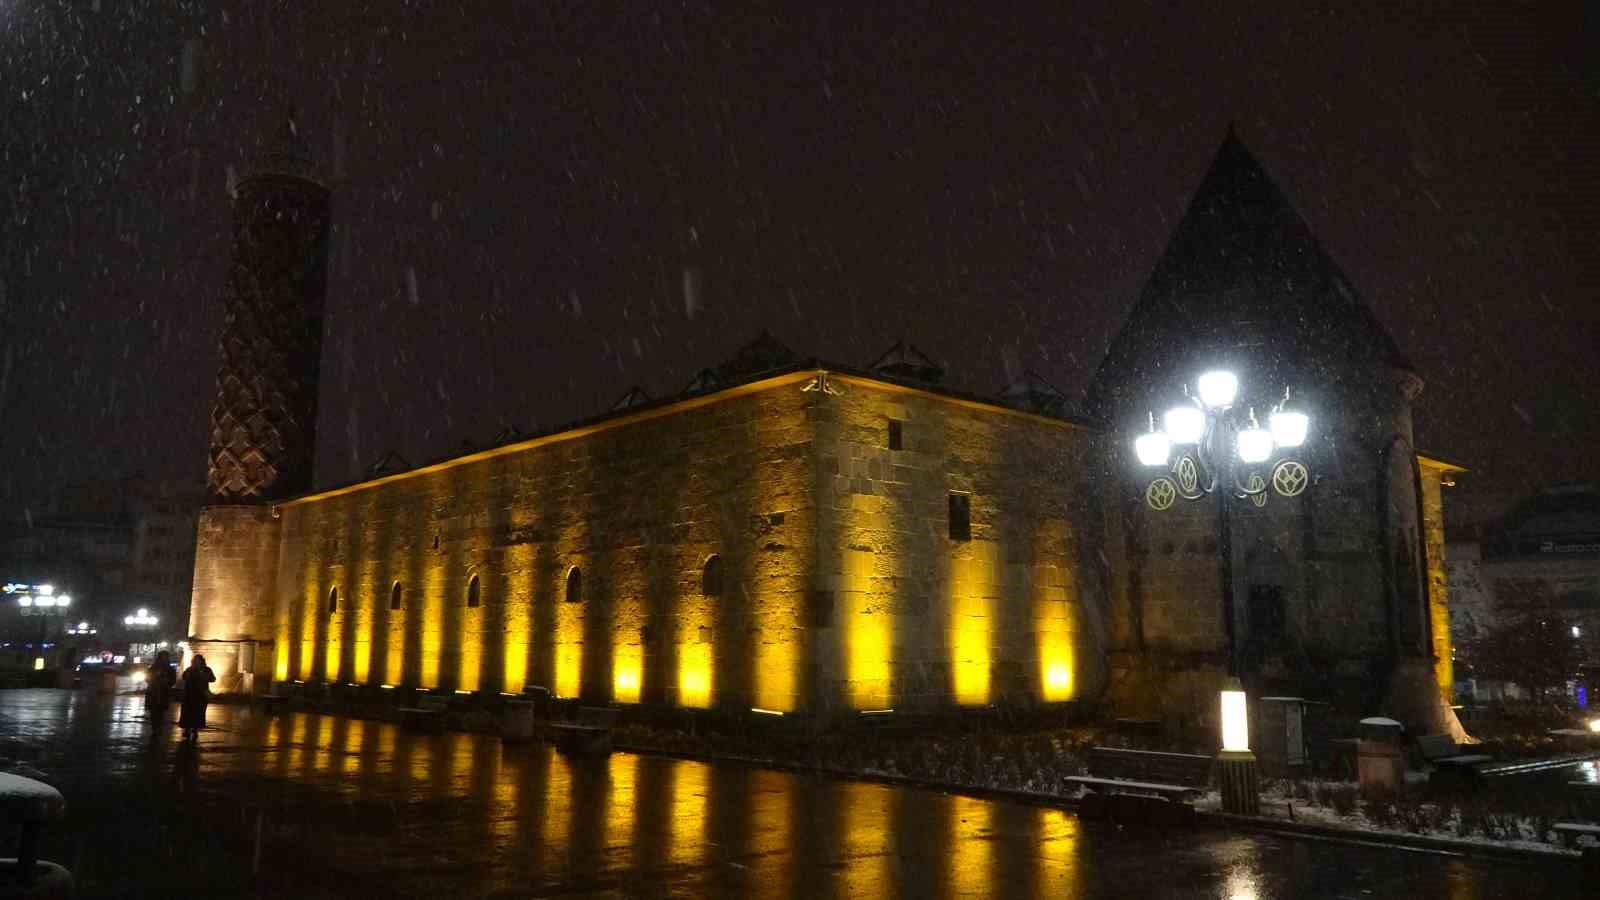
[1087,131,1414,421]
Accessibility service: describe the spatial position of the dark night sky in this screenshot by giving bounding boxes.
[2,2,1596,515]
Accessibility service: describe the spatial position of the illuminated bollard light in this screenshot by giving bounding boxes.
[1216,677,1260,815]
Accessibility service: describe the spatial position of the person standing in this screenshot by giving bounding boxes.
[144,650,177,723]
[178,654,216,742]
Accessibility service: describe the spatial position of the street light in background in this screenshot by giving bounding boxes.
[1134,370,1310,816]
[7,583,74,671]
[124,608,159,628]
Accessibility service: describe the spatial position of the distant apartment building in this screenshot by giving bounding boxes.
[0,476,200,643]
[1447,484,1600,703]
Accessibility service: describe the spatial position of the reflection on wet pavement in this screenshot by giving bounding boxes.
[0,689,1586,898]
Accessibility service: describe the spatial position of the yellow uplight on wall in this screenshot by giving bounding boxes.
[947,560,985,701]
[613,642,642,703]
[846,548,891,710]
[678,640,712,709]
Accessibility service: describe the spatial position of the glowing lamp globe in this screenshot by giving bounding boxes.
[1236,427,1274,464]
[58,595,71,608]
[1163,406,1206,444]
[1589,717,1600,734]
[1197,371,1238,409]
[1220,679,1250,752]
[1135,431,1172,467]
[1269,410,1309,449]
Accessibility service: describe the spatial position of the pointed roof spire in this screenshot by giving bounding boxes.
[869,340,945,383]
[1087,130,1414,419]
[245,102,324,187]
[610,386,653,411]
[713,330,798,381]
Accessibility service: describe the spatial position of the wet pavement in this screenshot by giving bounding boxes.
[0,688,1587,898]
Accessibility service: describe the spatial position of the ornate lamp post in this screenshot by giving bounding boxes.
[8,584,73,670]
[1132,370,1312,815]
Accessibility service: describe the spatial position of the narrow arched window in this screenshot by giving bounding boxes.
[467,574,481,608]
[566,567,583,603]
[328,586,338,616]
[390,581,403,610]
[702,555,724,598]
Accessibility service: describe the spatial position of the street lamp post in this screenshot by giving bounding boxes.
[7,584,74,670]
[1133,370,1312,815]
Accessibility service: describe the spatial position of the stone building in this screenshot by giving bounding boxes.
[188,124,1459,735]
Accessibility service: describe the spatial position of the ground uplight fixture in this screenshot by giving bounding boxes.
[1220,678,1250,753]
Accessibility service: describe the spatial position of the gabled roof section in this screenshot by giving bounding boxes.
[681,368,722,395]
[1087,130,1413,419]
[610,386,653,412]
[999,370,1072,418]
[869,340,945,383]
[365,450,411,478]
[713,330,798,381]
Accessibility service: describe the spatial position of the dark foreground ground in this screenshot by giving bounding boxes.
[0,689,1586,898]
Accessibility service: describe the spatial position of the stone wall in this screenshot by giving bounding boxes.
[255,368,1108,717]
[270,372,818,711]
[809,374,1107,717]
[187,505,281,692]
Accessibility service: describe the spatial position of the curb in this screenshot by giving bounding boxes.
[1198,811,1585,865]
[609,737,1585,866]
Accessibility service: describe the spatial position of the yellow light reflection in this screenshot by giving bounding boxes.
[605,753,639,855]
[668,761,710,868]
[745,769,792,889]
[311,714,332,775]
[846,549,891,710]
[342,718,366,776]
[1036,807,1081,895]
[948,794,991,897]
[950,556,990,706]
[838,781,893,895]
[678,639,712,709]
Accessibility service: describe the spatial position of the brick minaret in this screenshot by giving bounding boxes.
[189,112,329,692]
[206,113,330,502]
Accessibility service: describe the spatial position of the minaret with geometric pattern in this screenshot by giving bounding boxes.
[206,113,330,502]
[188,110,328,693]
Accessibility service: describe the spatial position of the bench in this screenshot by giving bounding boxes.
[1416,733,1495,769]
[1065,747,1213,803]
[0,771,72,894]
[397,694,448,732]
[1554,822,1600,849]
[548,706,619,754]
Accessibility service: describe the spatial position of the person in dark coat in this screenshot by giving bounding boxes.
[144,650,176,722]
[178,654,216,741]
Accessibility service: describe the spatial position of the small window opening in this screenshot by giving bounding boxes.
[467,574,481,608]
[702,555,724,598]
[566,567,583,603]
[887,419,903,451]
[390,582,403,610]
[948,493,971,542]
[328,586,338,615]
